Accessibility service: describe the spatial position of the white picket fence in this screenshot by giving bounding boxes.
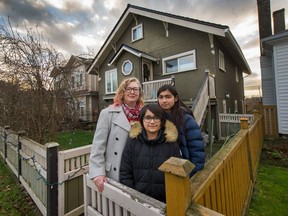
[0,126,92,216]
[219,113,254,140]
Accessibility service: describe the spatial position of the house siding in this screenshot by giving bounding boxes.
[260,56,276,105]
[98,16,223,107]
[214,40,245,114]
[274,41,288,134]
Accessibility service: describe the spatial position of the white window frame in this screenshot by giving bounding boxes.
[122,60,133,76]
[105,69,118,94]
[131,24,143,42]
[235,66,239,82]
[219,50,225,71]
[162,50,197,75]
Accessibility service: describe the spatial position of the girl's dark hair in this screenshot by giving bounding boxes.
[157,84,194,130]
[139,103,166,129]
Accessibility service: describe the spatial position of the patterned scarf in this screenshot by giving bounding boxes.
[122,102,141,122]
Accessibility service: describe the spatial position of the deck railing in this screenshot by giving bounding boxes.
[142,78,174,102]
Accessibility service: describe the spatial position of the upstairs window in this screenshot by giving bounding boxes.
[162,50,196,75]
[132,24,143,42]
[219,50,225,71]
[72,73,84,88]
[105,69,118,94]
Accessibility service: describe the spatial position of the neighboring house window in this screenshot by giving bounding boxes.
[219,50,225,71]
[72,76,75,88]
[223,99,227,114]
[234,100,238,113]
[72,73,84,88]
[79,100,84,117]
[131,24,143,42]
[105,69,118,94]
[162,50,196,75]
[122,60,133,75]
[79,73,83,87]
[235,66,239,82]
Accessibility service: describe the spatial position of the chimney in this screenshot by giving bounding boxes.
[273,8,286,34]
[257,0,272,39]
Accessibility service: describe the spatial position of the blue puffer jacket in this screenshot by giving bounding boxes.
[169,113,206,177]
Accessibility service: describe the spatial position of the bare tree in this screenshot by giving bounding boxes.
[0,17,73,142]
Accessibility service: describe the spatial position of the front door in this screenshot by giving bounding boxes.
[142,60,153,82]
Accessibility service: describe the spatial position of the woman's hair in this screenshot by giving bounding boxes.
[113,77,144,106]
[157,84,194,129]
[139,103,166,129]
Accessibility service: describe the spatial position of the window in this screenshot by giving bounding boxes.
[72,76,75,88]
[79,73,83,86]
[122,60,133,75]
[235,66,239,82]
[223,99,227,114]
[162,50,196,74]
[219,50,225,71]
[105,69,118,94]
[234,100,238,113]
[79,100,84,116]
[131,24,143,42]
[72,73,84,88]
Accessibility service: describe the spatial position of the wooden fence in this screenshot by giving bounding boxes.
[260,105,278,138]
[0,126,91,216]
[0,111,265,216]
[83,113,265,216]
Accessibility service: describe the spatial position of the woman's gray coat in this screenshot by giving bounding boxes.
[89,105,131,181]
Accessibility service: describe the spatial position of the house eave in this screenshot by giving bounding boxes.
[224,29,252,75]
[108,45,158,66]
[87,4,229,75]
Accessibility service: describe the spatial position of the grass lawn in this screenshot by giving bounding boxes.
[248,164,288,215]
[54,129,94,150]
[0,158,41,216]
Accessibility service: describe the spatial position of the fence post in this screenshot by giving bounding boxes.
[4,125,10,163]
[46,142,59,216]
[240,118,248,130]
[159,157,195,216]
[17,130,26,182]
[253,110,259,120]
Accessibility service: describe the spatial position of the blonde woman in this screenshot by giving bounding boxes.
[89,77,144,192]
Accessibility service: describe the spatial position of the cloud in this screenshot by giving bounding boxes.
[0,0,287,76]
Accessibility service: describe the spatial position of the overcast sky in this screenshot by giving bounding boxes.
[0,0,287,96]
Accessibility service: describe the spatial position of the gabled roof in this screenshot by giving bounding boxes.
[50,55,93,77]
[108,44,158,66]
[87,4,251,75]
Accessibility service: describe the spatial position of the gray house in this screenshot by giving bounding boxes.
[87,4,251,137]
[51,55,99,123]
[258,0,288,135]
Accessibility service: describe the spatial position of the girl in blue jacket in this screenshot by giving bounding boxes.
[157,84,205,176]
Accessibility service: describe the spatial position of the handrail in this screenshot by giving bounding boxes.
[192,75,209,125]
[84,175,166,216]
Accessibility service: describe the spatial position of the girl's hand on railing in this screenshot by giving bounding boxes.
[93,175,107,193]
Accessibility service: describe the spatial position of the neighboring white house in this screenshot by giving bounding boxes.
[258,1,288,135]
